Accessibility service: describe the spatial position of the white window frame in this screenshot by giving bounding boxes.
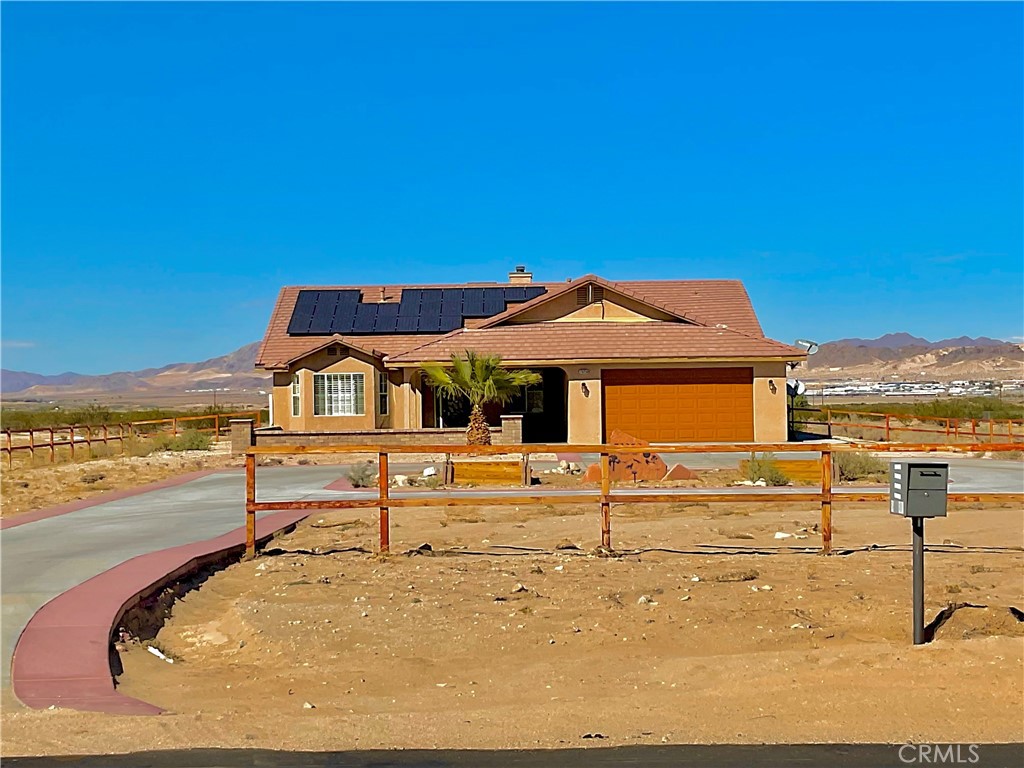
[291,374,301,417]
[378,372,389,416]
[313,373,365,416]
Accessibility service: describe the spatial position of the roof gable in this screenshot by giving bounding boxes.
[477,275,702,329]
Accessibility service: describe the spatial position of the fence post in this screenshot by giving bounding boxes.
[29,429,35,463]
[884,414,891,442]
[214,414,220,440]
[971,419,977,442]
[826,409,833,439]
[85,425,93,457]
[49,428,55,463]
[821,448,833,555]
[172,418,178,437]
[600,452,611,549]
[245,452,256,559]
[379,451,390,554]
[69,426,75,460]
[5,430,11,469]
[120,424,126,454]
[989,419,994,443]
[945,418,950,439]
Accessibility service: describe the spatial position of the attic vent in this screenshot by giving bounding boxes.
[576,285,605,306]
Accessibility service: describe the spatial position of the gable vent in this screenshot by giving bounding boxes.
[576,285,605,306]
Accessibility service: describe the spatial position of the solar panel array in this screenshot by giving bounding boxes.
[287,286,547,335]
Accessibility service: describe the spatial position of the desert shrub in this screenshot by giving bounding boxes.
[744,452,789,486]
[169,430,212,451]
[346,461,378,488]
[835,451,888,481]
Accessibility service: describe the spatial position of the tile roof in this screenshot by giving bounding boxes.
[387,322,804,364]
[256,278,780,369]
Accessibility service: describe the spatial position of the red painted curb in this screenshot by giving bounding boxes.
[0,468,238,530]
[10,509,310,715]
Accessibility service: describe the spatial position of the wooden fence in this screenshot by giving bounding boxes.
[791,407,1023,443]
[244,441,1024,559]
[2,411,262,468]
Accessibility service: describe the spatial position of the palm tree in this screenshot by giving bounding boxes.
[421,351,542,445]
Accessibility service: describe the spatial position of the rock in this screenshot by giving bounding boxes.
[303,701,316,709]
[753,479,768,487]
[81,473,105,484]
[734,479,755,486]
[568,461,581,474]
[393,474,408,487]
[638,595,658,605]
[297,458,310,466]
[582,733,607,739]
[774,531,793,540]
[555,539,580,550]
[712,570,759,583]
[662,464,699,481]
[558,460,569,470]
[423,466,438,477]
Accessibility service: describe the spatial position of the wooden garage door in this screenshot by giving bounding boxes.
[602,368,754,442]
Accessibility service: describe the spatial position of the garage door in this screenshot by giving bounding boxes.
[602,368,754,442]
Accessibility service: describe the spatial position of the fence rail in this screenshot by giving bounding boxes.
[1,411,262,468]
[243,441,1024,559]
[791,407,1023,443]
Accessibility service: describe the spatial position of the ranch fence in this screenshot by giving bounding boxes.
[243,441,1024,559]
[1,411,262,468]
[790,407,1023,444]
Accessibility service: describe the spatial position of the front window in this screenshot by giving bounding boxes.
[291,374,301,417]
[378,372,389,415]
[313,373,364,416]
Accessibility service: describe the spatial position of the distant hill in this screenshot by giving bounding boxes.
[1,342,269,400]
[829,334,1010,350]
[806,335,1024,380]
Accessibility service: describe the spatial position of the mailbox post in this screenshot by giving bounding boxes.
[890,461,949,645]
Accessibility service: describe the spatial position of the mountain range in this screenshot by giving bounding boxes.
[2,333,1022,402]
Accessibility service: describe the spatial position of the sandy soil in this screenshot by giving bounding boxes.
[3,496,1021,756]
[0,444,243,519]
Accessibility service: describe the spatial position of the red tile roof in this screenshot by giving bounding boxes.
[255,278,791,369]
[388,322,801,364]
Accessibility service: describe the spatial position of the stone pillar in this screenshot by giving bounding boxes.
[499,414,523,445]
[230,419,255,456]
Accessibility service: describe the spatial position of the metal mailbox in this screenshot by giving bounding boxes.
[890,461,948,518]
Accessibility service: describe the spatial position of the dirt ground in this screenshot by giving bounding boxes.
[3,495,1022,756]
[0,445,243,519]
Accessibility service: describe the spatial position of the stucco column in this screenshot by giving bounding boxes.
[565,365,602,444]
[752,363,789,442]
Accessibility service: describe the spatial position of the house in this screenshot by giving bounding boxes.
[255,268,805,444]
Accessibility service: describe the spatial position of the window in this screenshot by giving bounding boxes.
[378,372,389,416]
[291,374,301,417]
[313,373,364,416]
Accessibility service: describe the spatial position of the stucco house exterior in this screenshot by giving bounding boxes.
[255,269,805,444]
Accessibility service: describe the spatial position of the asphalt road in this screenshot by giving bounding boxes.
[5,744,1024,768]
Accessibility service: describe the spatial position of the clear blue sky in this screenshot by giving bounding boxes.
[2,2,1021,375]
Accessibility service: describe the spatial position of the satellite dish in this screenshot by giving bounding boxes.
[786,378,806,397]
[794,339,819,355]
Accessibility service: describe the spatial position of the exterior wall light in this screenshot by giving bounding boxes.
[768,379,778,394]
[581,382,590,397]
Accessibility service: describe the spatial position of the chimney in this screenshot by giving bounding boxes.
[508,265,532,284]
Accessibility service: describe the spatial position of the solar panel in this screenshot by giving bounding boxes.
[352,303,379,333]
[524,286,546,301]
[418,312,442,333]
[482,287,506,315]
[288,286,548,335]
[503,286,527,303]
[287,290,320,334]
[374,302,400,333]
[462,287,485,316]
[307,292,341,335]
[396,315,419,333]
[438,313,463,332]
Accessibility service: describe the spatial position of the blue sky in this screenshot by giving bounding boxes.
[2,2,1021,375]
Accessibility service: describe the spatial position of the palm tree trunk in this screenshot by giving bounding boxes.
[466,404,492,445]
